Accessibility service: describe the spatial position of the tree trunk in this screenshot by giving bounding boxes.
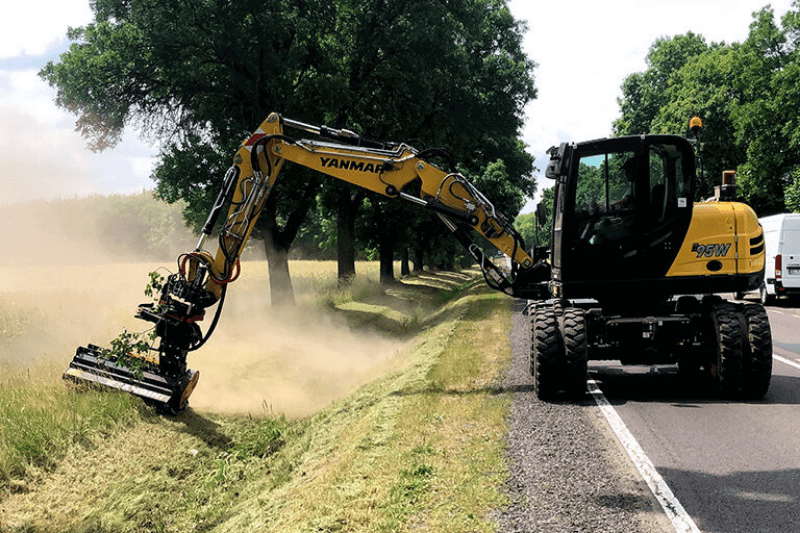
[379,233,395,285]
[264,231,295,307]
[260,174,320,306]
[413,230,430,272]
[400,247,410,276]
[413,245,424,272]
[263,232,295,306]
[372,201,396,285]
[337,189,362,285]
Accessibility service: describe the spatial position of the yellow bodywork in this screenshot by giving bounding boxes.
[666,201,765,278]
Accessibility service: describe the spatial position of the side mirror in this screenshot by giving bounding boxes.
[545,142,572,180]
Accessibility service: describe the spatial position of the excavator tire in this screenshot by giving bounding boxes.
[741,303,773,399]
[560,307,589,399]
[708,302,745,398]
[531,307,563,400]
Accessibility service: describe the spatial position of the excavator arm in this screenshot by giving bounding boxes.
[64,113,548,413]
[189,113,536,302]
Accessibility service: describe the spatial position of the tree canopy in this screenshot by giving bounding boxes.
[42,0,537,301]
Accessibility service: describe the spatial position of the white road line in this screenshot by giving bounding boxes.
[587,380,702,533]
[774,353,800,371]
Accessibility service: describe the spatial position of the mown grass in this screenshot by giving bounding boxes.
[0,263,515,533]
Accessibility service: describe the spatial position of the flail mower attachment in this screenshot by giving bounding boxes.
[63,271,220,415]
[64,344,199,415]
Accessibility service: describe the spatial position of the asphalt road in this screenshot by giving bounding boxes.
[591,299,800,533]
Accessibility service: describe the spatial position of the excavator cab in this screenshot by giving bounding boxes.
[547,135,697,302]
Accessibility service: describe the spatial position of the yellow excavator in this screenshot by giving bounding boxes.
[64,113,771,412]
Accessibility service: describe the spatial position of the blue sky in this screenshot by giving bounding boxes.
[0,0,157,205]
[0,0,797,208]
[0,41,70,71]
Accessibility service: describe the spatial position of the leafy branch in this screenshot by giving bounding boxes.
[99,271,167,375]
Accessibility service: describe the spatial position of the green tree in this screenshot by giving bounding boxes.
[653,45,746,199]
[322,0,537,283]
[40,0,336,305]
[514,186,554,250]
[614,6,800,213]
[615,32,712,136]
[785,169,800,212]
[729,6,794,214]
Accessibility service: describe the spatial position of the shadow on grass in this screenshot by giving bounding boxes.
[331,270,488,337]
[175,409,235,450]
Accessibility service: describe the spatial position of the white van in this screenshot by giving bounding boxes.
[754,213,800,304]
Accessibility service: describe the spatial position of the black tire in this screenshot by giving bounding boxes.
[561,307,589,398]
[742,304,773,399]
[531,307,563,400]
[709,302,745,398]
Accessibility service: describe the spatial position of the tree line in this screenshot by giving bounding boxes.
[0,193,195,264]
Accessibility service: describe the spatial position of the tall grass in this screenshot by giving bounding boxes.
[314,271,387,308]
[0,364,144,491]
[0,297,40,344]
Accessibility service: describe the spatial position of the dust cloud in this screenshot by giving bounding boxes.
[189,296,406,418]
[0,200,406,418]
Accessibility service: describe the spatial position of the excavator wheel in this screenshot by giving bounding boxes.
[560,307,589,399]
[708,302,745,398]
[741,303,773,399]
[531,307,563,400]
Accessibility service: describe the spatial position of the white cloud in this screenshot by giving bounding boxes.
[0,96,97,203]
[0,2,161,203]
[0,0,92,58]
[0,69,157,204]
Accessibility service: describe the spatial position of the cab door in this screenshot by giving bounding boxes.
[555,136,695,299]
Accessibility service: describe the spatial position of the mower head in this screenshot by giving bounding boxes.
[64,344,199,415]
[63,273,213,415]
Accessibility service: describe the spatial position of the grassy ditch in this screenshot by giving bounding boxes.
[0,268,514,533]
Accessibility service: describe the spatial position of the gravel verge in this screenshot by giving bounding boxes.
[495,300,672,533]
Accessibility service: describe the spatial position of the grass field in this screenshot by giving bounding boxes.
[0,261,515,532]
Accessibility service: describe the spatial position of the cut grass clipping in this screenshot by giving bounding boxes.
[1,265,513,533]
